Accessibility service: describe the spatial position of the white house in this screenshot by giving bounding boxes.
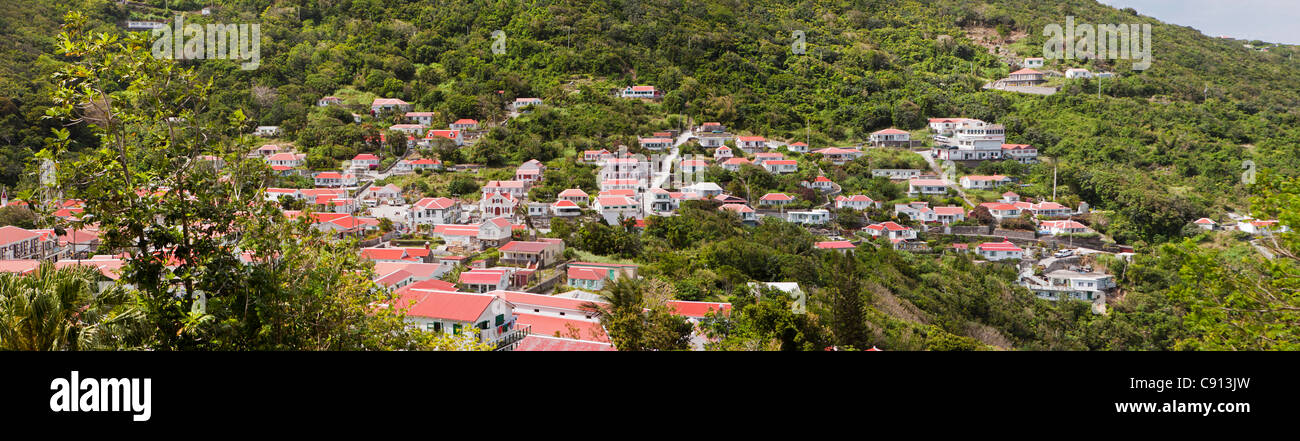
[712,145,734,160]
[872,169,922,180]
[410,197,460,226]
[960,174,1013,190]
[557,188,589,205]
[1001,143,1038,164]
[759,193,794,207]
[865,222,916,240]
[593,196,641,225]
[254,126,281,137]
[396,290,516,343]
[869,128,911,147]
[932,119,1005,161]
[978,202,1021,220]
[1026,270,1117,302]
[481,180,529,199]
[835,195,880,210]
[620,85,661,99]
[762,160,799,174]
[371,98,413,114]
[351,153,381,171]
[1039,220,1092,235]
[480,192,519,219]
[1065,68,1092,79]
[314,172,357,187]
[976,240,1023,261]
[907,178,949,196]
[719,203,757,222]
[720,157,749,172]
[1023,57,1044,68]
[811,147,864,165]
[787,209,830,225]
[786,141,809,153]
[405,112,435,126]
[512,97,543,111]
[638,137,674,151]
[450,119,479,131]
[736,136,767,153]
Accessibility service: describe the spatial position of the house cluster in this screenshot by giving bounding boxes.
[928,118,1037,164]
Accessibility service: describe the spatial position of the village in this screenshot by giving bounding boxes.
[0,77,1287,352]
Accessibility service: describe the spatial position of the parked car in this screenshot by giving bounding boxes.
[1053,249,1074,258]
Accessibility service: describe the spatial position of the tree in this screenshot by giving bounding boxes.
[0,263,143,350]
[822,251,870,349]
[583,278,692,351]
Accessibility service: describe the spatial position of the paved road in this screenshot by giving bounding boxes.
[920,149,974,207]
[651,129,694,190]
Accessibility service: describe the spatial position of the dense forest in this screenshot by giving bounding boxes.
[0,0,1296,350]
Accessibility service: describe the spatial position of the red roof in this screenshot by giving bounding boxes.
[375,270,413,287]
[414,197,457,210]
[1001,143,1033,150]
[760,193,792,201]
[737,136,765,142]
[666,300,732,318]
[459,269,508,285]
[515,312,609,342]
[361,248,411,261]
[399,279,458,293]
[813,176,832,183]
[977,240,1023,252]
[499,241,552,254]
[866,222,910,232]
[515,335,615,351]
[1193,218,1216,224]
[0,226,41,245]
[567,267,603,281]
[453,118,478,125]
[353,154,380,161]
[492,290,606,311]
[557,188,588,198]
[395,290,496,322]
[816,241,856,249]
[1010,68,1042,75]
[872,128,908,135]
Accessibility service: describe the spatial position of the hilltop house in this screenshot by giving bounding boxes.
[371,98,412,114]
[835,195,880,210]
[907,178,949,196]
[620,85,662,99]
[869,128,911,147]
[736,136,767,153]
[410,197,461,226]
[976,240,1023,261]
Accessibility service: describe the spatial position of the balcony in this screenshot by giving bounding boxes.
[493,324,532,351]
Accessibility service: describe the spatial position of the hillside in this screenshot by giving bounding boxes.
[0,0,1297,350]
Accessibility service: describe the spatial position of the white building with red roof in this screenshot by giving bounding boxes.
[978,202,1021,220]
[719,203,757,222]
[511,97,543,112]
[349,153,381,171]
[481,180,529,199]
[865,222,916,240]
[557,188,589,205]
[933,206,966,224]
[1193,217,1217,230]
[976,240,1023,261]
[410,197,461,226]
[620,85,661,99]
[960,174,1013,190]
[395,289,515,342]
[787,141,809,153]
[1001,143,1038,164]
[720,157,750,172]
[449,118,479,131]
[835,195,880,210]
[680,158,711,174]
[594,196,641,225]
[371,97,412,114]
[1238,219,1288,235]
[763,159,799,174]
[550,199,582,217]
[806,175,836,192]
[907,178,949,196]
[424,129,463,146]
[480,192,519,219]
[736,136,767,153]
[313,171,357,187]
[869,128,911,146]
[1014,201,1071,218]
[638,137,674,151]
[0,226,52,260]
[1005,68,1046,85]
[759,193,794,207]
[712,145,734,160]
[811,147,864,165]
[514,335,614,351]
[499,239,565,267]
[265,152,306,168]
[514,159,545,183]
[1039,220,1092,235]
[787,209,831,225]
